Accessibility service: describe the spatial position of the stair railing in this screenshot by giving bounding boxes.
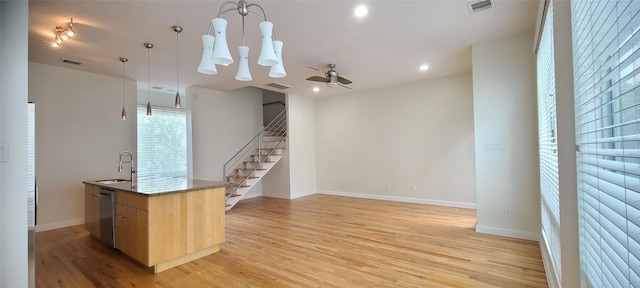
[223,108,287,197]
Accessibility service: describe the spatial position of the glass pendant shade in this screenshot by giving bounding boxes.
[268,40,286,78]
[197,35,217,74]
[121,107,127,120]
[211,18,233,65]
[146,101,152,116]
[175,92,181,108]
[235,46,252,81]
[257,21,278,66]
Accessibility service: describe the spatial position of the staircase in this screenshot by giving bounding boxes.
[223,109,287,211]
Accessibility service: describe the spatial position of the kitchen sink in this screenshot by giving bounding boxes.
[95,179,130,184]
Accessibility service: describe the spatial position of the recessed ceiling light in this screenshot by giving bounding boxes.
[419,64,429,72]
[313,87,320,92]
[354,5,368,17]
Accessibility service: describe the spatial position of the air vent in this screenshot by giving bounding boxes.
[59,59,82,65]
[468,0,492,13]
[266,82,291,90]
[151,86,164,90]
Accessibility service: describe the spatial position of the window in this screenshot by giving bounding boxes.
[137,105,187,179]
[572,0,640,286]
[536,0,562,281]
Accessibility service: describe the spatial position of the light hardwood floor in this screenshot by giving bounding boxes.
[36,194,548,287]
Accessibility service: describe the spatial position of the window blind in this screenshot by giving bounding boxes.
[536,0,562,280]
[572,0,640,286]
[137,105,187,179]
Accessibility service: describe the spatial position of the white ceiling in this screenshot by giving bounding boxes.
[29,0,541,98]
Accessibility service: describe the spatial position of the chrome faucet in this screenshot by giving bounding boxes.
[118,151,136,181]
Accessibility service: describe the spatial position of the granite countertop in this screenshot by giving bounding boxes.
[83,176,229,196]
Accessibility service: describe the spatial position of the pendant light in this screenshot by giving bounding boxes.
[172,26,182,108]
[144,43,153,116]
[119,57,128,120]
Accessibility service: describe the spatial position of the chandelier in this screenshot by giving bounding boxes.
[197,0,285,81]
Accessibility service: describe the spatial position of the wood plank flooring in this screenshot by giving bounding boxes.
[36,194,548,287]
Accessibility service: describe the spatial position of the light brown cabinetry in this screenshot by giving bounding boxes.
[115,192,149,265]
[84,184,101,238]
[103,187,225,273]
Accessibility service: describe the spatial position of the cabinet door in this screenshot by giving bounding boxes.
[115,202,136,258]
[115,192,149,266]
[84,185,101,238]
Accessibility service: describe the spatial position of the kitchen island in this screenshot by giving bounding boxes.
[83,178,228,273]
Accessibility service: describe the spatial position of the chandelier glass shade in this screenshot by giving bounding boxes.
[197,0,286,80]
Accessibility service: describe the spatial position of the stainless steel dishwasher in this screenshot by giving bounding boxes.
[99,188,115,248]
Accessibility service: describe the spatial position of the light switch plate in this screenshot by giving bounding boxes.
[0,142,8,163]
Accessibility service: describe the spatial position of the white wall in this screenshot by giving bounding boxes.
[188,86,264,195]
[28,63,138,231]
[289,94,317,198]
[315,74,476,207]
[1,0,29,286]
[472,31,540,240]
[262,93,317,199]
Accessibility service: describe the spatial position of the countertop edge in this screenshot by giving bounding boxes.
[83,179,230,197]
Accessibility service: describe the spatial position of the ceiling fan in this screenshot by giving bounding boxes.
[306,64,353,89]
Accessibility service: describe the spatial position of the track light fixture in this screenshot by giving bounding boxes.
[52,17,76,48]
[197,0,286,80]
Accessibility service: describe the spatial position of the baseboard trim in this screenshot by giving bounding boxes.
[291,190,316,199]
[317,190,476,209]
[35,218,84,232]
[475,225,540,241]
[540,230,561,288]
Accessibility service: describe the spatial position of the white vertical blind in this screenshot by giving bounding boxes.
[537,0,562,280]
[137,105,187,179]
[572,0,640,286]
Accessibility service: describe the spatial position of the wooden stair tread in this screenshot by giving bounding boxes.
[235,168,267,171]
[227,184,250,188]
[227,175,258,179]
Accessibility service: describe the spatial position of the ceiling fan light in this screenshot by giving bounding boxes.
[235,46,252,81]
[327,82,338,88]
[198,35,218,74]
[257,21,278,66]
[60,33,69,41]
[211,18,233,65]
[268,40,286,78]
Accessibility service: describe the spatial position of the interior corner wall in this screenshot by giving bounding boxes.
[28,62,138,231]
[472,31,541,240]
[1,0,29,286]
[188,86,263,189]
[315,74,476,207]
[263,93,317,199]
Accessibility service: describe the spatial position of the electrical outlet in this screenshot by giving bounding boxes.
[504,208,512,218]
[411,185,417,192]
[360,182,364,189]
[385,184,391,191]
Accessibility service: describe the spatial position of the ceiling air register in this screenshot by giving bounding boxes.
[197,0,285,81]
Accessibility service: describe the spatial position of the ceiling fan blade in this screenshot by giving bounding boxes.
[338,83,353,90]
[306,66,324,72]
[337,76,352,85]
[306,76,327,82]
